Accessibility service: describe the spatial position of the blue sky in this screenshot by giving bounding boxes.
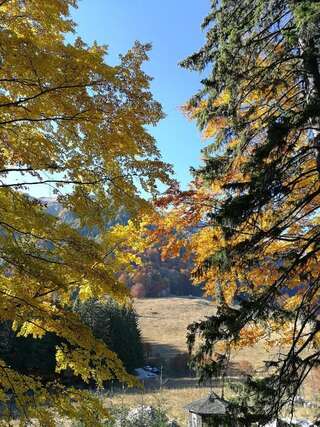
[72,0,210,190]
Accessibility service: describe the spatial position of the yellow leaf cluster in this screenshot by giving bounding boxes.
[0,0,173,424]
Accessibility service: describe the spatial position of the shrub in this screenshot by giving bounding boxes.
[72,404,180,427]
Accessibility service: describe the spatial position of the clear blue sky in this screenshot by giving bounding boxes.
[72,0,210,190]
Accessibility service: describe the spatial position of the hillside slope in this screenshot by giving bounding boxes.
[134,297,213,358]
[134,297,272,372]
[41,198,200,298]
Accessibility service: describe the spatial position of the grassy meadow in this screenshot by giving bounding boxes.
[98,297,319,425]
[53,297,320,425]
[134,297,270,370]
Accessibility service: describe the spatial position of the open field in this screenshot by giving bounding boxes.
[134,297,213,359]
[103,386,214,426]
[101,385,319,426]
[53,298,320,425]
[134,298,319,389]
[13,298,320,426]
[134,297,270,370]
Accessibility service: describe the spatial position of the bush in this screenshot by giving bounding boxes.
[72,404,179,427]
[105,404,179,427]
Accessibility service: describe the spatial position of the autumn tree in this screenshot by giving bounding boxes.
[74,298,144,374]
[153,0,320,423]
[0,0,171,425]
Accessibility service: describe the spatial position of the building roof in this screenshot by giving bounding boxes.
[184,392,229,415]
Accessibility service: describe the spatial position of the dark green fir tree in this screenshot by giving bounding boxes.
[180,0,320,423]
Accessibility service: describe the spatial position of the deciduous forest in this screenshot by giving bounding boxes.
[0,1,320,426]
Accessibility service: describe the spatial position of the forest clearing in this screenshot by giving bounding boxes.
[135,297,270,369]
[1,0,320,425]
[96,298,320,425]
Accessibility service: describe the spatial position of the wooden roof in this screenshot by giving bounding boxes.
[185,392,229,415]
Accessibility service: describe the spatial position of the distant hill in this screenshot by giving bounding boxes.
[40,198,201,298]
[119,246,202,298]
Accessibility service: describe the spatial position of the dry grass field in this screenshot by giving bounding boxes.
[59,297,320,425]
[104,386,214,425]
[102,386,319,426]
[58,297,320,425]
[127,297,319,423]
[134,297,213,359]
[134,297,269,370]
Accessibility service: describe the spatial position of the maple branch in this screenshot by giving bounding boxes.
[0,165,62,174]
[0,80,107,109]
[0,109,92,126]
[0,179,99,187]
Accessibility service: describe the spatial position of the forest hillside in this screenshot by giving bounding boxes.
[41,197,202,298]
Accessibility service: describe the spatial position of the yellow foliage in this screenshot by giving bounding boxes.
[234,324,266,348]
[0,0,172,424]
[203,117,227,139]
[152,45,320,379]
[222,281,237,305]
